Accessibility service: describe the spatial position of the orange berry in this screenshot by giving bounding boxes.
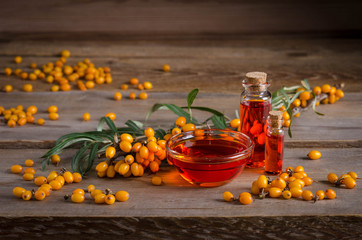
[129,78,139,85]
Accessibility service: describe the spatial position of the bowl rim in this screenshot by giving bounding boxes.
[166,128,255,164]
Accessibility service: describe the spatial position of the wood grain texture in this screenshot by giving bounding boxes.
[0,0,361,35]
[1,148,361,218]
[0,92,361,147]
[1,216,361,239]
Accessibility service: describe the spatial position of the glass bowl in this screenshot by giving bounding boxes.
[166,129,255,187]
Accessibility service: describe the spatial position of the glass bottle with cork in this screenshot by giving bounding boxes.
[240,71,271,168]
[265,110,284,175]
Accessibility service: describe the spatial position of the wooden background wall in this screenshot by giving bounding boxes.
[0,0,361,38]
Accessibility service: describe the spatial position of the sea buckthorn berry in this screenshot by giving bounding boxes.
[268,187,282,198]
[150,161,159,173]
[282,111,290,121]
[163,134,172,141]
[29,73,37,81]
[56,175,65,186]
[283,119,291,128]
[114,92,122,101]
[290,187,303,198]
[302,177,313,186]
[299,91,311,101]
[4,67,12,75]
[343,177,356,189]
[292,98,301,108]
[119,163,130,175]
[139,92,148,100]
[34,190,46,201]
[22,190,32,201]
[222,191,234,202]
[13,187,26,198]
[91,189,103,199]
[14,68,22,75]
[73,188,85,196]
[294,113,301,119]
[4,84,13,92]
[147,141,159,153]
[313,86,322,95]
[23,173,34,181]
[282,190,292,199]
[271,178,286,190]
[302,190,314,201]
[292,172,304,180]
[7,119,16,127]
[157,140,166,149]
[49,180,62,190]
[321,84,331,93]
[106,146,116,159]
[175,116,187,127]
[132,142,142,152]
[63,171,74,184]
[17,118,26,126]
[39,184,52,196]
[308,150,321,160]
[172,127,181,135]
[14,56,22,64]
[23,84,33,92]
[137,83,144,90]
[144,127,155,138]
[51,85,60,92]
[37,118,45,125]
[71,193,85,203]
[328,94,336,104]
[129,92,136,100]
[147,137,157,143]
[327,173,338,184]
[301,100,307,108]
[120,84,128,90]
[82,113,91,121]
[119,140,132,153]
[163,64,170,72]
[24,159,34,167]
[325,189,336,199]
[340,174,351,180]
[107,165,116,178]
[140,146,149,159]
[129,78,139,85]
[51,154,61,165]
[131,162,140,176]
[61,50,70,58]
[115,191,129,202]
[336,89,344,98]
[105,112,116,121]
[347,171,358,180]
[143,81,153,90]
[315,190,325,201]
[251,184,260,195]
[48,105,58,113]
[239,192,253,205]
[257,175,268,189]
[125,155,134,165]
[230,119,241,128]
[293,166,304,173]
[85,81,95,89]
[49,112,59,120]
[72,172,82,183]
[87,185,95,193]
[289,180,304,189]
[11,165,23,174]
[47,171,58,182]
[96,161,108,172]
[151,176,162,186]
[321,98,328,104]
[182,123,196,132]
[120,133,133,143]
[20,72,28,80]
[34,176,47,186]
[279,173,289,182]
[330,86,337,95]
[94,193,106,204]
[105,194,116,205]
[296,87,305,93]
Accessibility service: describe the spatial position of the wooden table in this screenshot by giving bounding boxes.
[1,35,362,239]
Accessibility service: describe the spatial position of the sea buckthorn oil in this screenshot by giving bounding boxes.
[240,72,271,168]
[166,130,254,187]
[265,111,284,175]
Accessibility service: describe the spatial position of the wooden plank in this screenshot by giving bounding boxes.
[0,92,361,147]
[0,148,361,218]
[0,38,361,94]
[0,0,361,35]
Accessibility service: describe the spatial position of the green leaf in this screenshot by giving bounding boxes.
[282,85,303,92]
[286,107,293,138]
[104,117,118,135]
[181,106,228,119]
[154,128,167,139]
[235,110,240,119]
[97,117,107,132]
[84,142,100,174]
[187,89,199,119]
[301,79,311,91]
[210,115,227,129]
[125,120,144,131]
[71,142,92,173]
[311,93,324,116]
[145,103,197,124]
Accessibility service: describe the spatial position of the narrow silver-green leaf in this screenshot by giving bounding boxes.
[187,88,199,119]
[210,115,227,129]
[311,92,324,116]
[301,79,311,91]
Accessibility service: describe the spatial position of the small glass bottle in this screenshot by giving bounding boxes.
[265,111,284,175]
[240,72,271,168]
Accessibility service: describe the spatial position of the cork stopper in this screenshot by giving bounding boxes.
[245,72,267,85]
[269,111,283,128]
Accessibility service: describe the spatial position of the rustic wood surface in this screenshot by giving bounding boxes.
[0,33,361,238]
